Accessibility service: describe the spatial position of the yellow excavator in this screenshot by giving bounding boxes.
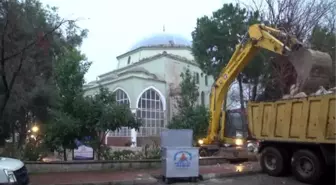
[197,24,332,158]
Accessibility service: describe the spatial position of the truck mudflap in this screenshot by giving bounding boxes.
[320,144,336,165]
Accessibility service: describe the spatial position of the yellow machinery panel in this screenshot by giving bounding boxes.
[248,94,336,144]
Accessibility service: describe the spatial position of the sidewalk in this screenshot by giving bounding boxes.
[30,162,261,185]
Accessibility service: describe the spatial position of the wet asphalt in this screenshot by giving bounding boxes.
[157,173,335,185]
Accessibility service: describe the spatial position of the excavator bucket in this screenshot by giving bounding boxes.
[287,48,333,94]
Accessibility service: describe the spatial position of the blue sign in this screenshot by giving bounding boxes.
[73,138,94,160]
[173,151,192,168]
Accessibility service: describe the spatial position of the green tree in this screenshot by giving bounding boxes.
[44,14,141,160]
[44,46,90,160]
[44,109,81,161]
[53,47,91,115]
[77,87,142,159]
[0,0,81,147]
[191,3,263,108]
[168,69,209,143]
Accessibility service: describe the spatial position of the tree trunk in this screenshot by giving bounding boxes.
[97,131,108,160]
[252,77,259,101]
[11,123,16,156]
[63,147,67,161]
[237,75,245,109]
[97,145,101,160]
[17,131,26,149]
[238,75,250,137]
[17,119,27,149]
[0,93,10,124]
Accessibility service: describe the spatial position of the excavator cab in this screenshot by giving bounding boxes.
[222,109,248,144]
[198,108,248,157]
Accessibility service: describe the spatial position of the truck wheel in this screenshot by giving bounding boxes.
[260,146,287,176]
[291,150,324,184]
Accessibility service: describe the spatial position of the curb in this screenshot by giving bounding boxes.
[34,178,159,185]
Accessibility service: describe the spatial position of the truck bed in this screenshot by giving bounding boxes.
[247,94,335,144]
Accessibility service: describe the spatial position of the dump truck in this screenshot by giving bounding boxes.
[196,23,334,184]
[249,93,335,184]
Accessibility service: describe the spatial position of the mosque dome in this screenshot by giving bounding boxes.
[130,33,191,51]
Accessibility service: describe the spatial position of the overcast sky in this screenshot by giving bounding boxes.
[40,0,234,82]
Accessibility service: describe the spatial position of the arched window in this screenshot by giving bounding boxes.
[194,72,200,84]
[201,91,205,105]
[205,75,208,86]
[114,89,130,105]
[109,88,130,137]
[127,56,131,64]
[136,88,164,136]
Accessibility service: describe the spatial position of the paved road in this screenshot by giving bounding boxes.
[198,175,307,185]
[159,173,335,185]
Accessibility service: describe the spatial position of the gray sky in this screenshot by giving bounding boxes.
[41,0,232,82]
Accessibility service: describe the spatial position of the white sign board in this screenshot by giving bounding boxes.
[73,145,94,160]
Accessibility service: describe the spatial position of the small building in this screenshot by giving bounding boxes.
[84,32,214,147]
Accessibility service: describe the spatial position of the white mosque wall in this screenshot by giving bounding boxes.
[116,48,194,69]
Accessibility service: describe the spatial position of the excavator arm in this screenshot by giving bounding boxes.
[198,24,326,147]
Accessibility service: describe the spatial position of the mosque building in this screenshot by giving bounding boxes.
[83,30,214,147]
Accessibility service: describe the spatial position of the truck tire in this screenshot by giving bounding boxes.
[260,146,287,176]
[291,149,324,184]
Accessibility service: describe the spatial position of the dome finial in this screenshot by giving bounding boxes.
[163,25,165,32]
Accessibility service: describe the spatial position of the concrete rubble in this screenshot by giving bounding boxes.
[282,85,336,99]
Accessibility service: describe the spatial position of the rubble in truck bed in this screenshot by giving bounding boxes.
[282,85,336,100]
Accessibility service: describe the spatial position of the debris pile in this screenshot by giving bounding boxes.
[282,85,336,99]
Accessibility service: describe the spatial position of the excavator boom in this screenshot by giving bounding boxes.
[199,24,332,147]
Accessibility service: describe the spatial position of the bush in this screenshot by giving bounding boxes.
[22,138,48,161]
[138,144,161,159]
[109,150,136,160]
[0,139,48,161]
[0,143,22,159]
[102,144,161,160]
